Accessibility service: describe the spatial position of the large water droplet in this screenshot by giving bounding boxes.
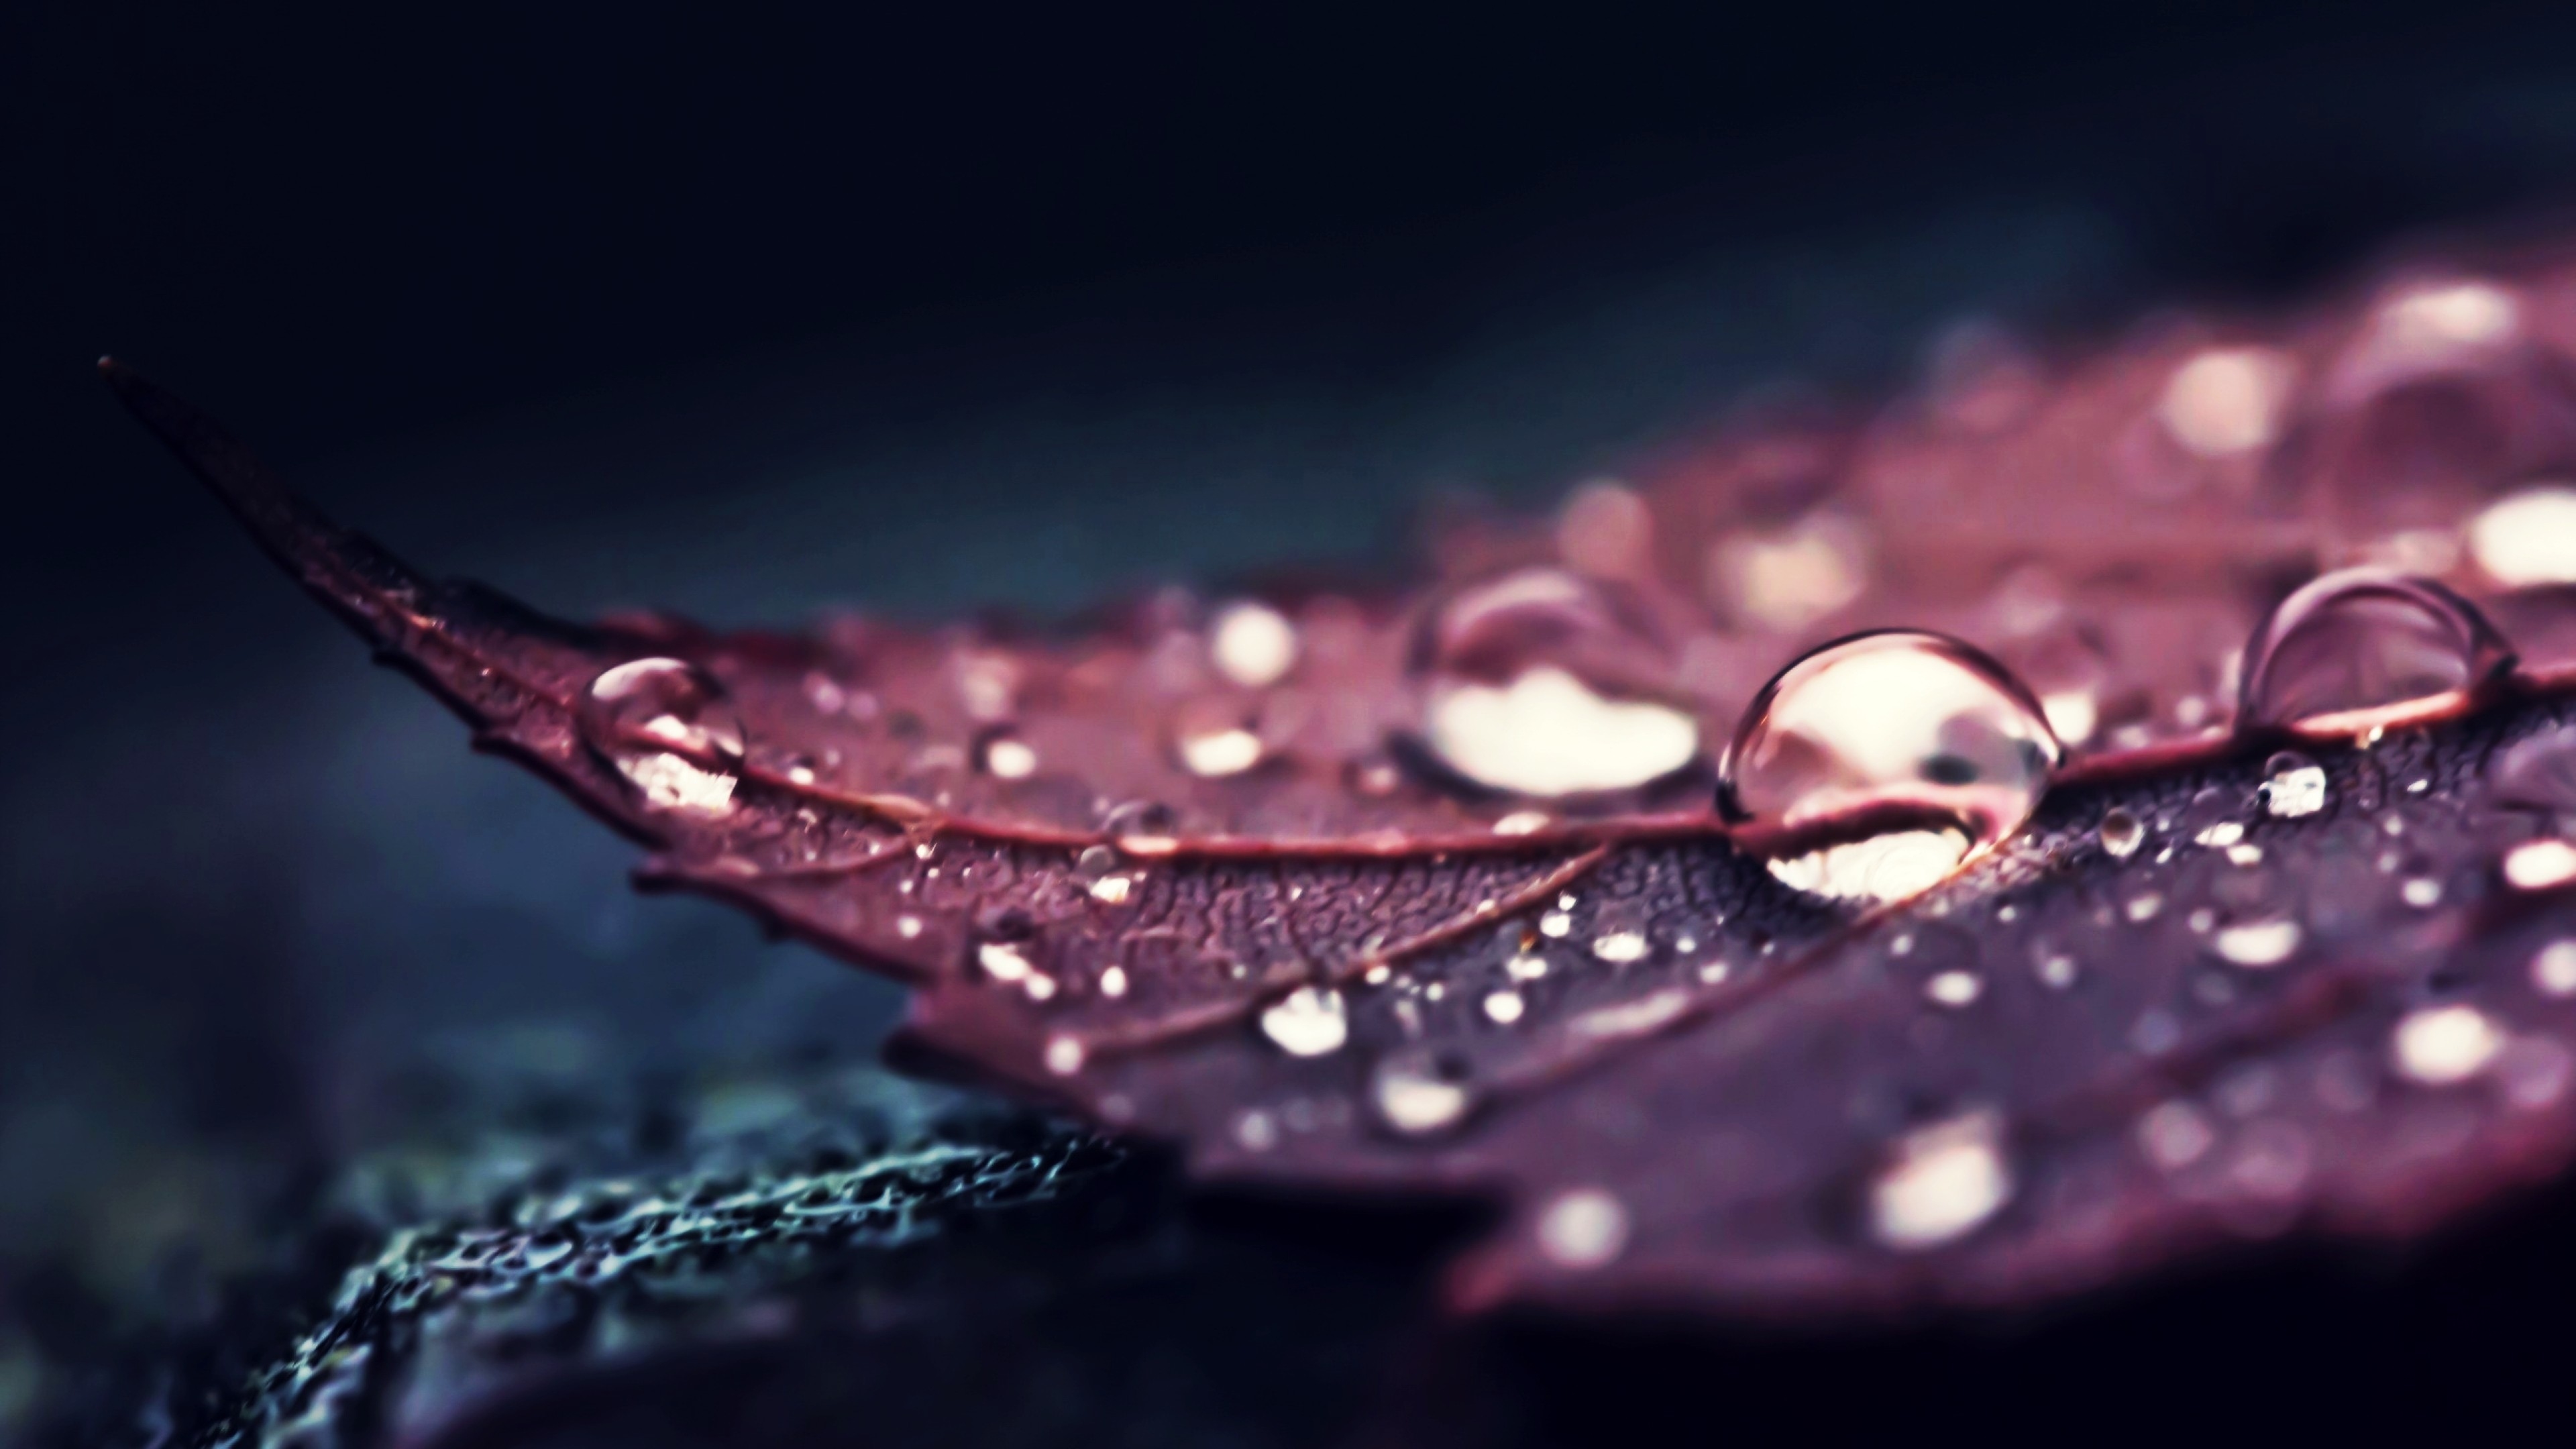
[2237,570,2514,738]
[1722,631,2061,898]
[579,658,746,814]
[1413,568,1701,797]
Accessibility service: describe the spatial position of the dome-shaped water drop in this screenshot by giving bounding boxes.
[578,657,747,814]
[2237,569,2513,739]
[1722,631,2061,901]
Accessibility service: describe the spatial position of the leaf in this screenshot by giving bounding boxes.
[103,239,2576,1322]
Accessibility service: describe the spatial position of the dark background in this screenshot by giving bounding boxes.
[12,1,2576,1438]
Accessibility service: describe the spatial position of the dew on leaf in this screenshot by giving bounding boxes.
[2468,486,2576,588]
[1416,568,1700,797]
[1259,986,1350,1058]
[1869,1112,2012,1251]
[2237,569,2513,738]
[2098,807,2145,859]
[1372,1051,1472,1135]
[1208,600,1298,688]
[1724,630,2059,902]
[579,657,746,814]
[2393,1004,2505,1085]
[1534,1188,1631,1270]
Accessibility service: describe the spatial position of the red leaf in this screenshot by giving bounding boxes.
[105,235,2576,1321]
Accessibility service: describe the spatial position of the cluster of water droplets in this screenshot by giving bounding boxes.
[1711,565,2522,905]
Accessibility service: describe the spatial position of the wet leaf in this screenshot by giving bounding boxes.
[106,236,2576,1321]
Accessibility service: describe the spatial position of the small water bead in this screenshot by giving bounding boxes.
[2392,1004,2505,1085]
[975,729,1039,780]
[1924,971,1983,1008]
[1869,1112,2012,1251]
[2489,726,2576,818]
[2530,941,2576,997]
[1173,711,1267,778]
[2137,1100,2218,1171]
[2157,345,2296,459]
[1259,986,1350,1057]
[1591,931,1650,964]
[2469,486,2576,588]
[1415,568,1700,796]
[1371,1051,1472,1135]
[2211,918,2302,969]
[2236,569,2514,738]
[1483,990,1526,1025]
[2098,808,2145,859]
[579,658,747,814]
[1723,631,2061,902]
[2261,751,2329,818]
[2504,839,2576,892]
[1534,1187,1631,1270]
[1208,600,1299,688]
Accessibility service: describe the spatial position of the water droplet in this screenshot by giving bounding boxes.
[1723,631,2061,896]
[1209,600,1298,688]
[1590,931,1650,965]
[2237,569,2513,738]
[1371,1051,1472,1135]
[2505,839,2576,892]
[2195,820,2245,849]
[2034,947,2079,989]
[2137,1099,2217,1171]
[2211,918,2302,968]
[1534,1188,1629,1269]
[1707,513,1870,631]
[975,938,1057,1000]
[1043,1036,1085,1075]
[2125,892,2165,923]
[2469,486,2576,587]
[1869,1112,2012,1251]
[1097,965,1129,998]
[1103,800,1181,855]
[2157,345,2295,458]
[973,727,1038,780]
[2491,726,2576,818]
[1174,712,1267,778]
[1556,480,1655,580]
[1415,568,1700,796]
[2393,1004,2504,1085]
[1232,1109,1279,1152]
[1506,953,1548,981]
[2534,941,2576,998]
[1483,989,1526,1024]
[1924,970,1983,1008]
[580,658,746,814]
[1538,911,1572,939]
[2402,877,2445,909]
[2261,751,2329,818]
[1087,875,1134,906]
[1075,844,1120,880]
[1491,809,1552,836]
[1259,986,1350,1057]
[2098,808,2145,859]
